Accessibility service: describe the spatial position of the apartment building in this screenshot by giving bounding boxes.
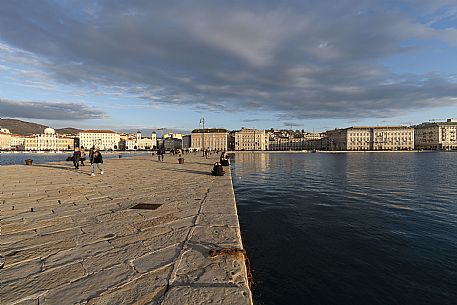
[415,119,457,150]
[326,126,414,151]
[0,128,11,150]
[79,130,121,150]
[191,128,228,151]
[234,128,268,151]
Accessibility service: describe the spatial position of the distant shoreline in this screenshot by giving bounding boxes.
[230,150,450,154]
[0,151,154,155]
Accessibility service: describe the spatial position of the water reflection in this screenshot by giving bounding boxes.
[231,152,457,305]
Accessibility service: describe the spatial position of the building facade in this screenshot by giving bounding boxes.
[10,134,25,150]
[234,128,268,151]
[79,130,120,150]
[326,126,414,151]
[0,129,11,150]
[191,128,228,151]
[267,130,325,151]
[414,119,457,150]
[125,132,156,150]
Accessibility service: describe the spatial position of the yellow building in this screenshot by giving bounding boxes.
[191,128,228,151]
[57,136,75,151]
[0,130,11,150]
[24,136,38,151]
[234,128,268,151]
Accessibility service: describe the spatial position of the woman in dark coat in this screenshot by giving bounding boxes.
[90,149,104,176]
[72,148,81,169]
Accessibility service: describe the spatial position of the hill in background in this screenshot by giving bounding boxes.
[0,119,81,136]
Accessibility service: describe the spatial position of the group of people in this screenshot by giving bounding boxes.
[72,146,104,176]
[211,151,230,176]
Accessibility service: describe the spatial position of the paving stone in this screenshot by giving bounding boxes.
[43,263,133,304]
[109,225,171,247]
[3,238,77,267]
[43,240,113,270]
[0,262,85,304]
[142,227,190,252]
[0,258,42,284]
[83,241,150,274]
[189,226,243,248]
[173,246,247,287]
[86,265,173,305]
[197,213,240,227]
[161,286,252,305]
[133,244,181,274]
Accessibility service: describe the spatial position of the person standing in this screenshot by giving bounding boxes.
[90,149,104,176]
[72,148,81,169]
[89,146,95,162]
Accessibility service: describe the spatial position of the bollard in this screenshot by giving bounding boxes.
[25,159,33,165]
[178,157,184,164]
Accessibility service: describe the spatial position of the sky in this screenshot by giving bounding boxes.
[1,0,457,132]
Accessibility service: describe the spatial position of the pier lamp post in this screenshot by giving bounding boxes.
[200,117,205,157]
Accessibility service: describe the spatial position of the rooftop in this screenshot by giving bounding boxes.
[80,130,116,134]
[191,128,228,133]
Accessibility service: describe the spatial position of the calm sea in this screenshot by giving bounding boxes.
[231,152,457,305]
[0,152,148,165]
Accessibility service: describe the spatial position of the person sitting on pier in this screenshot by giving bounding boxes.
[211,162,225,176]
[220,151,230,166]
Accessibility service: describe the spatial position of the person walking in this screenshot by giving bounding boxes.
[80,146,86,166]
[156,145,164,161]
[72,148,81,169]
[90,149,104,176]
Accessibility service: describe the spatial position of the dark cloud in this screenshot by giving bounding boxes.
[0,98,106,120]
[283,122,303,127]
[1,0,457,119]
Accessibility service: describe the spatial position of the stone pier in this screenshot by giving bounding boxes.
[0,153,253,305]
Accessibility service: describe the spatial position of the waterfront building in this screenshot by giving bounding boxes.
[0,128,11,150]
[56,136,75,151]
[182,135,191,149]
[325,126,414,150]
[414,119,457,150]
[10,134,25,150]
[36,128,58,150]
[24,136,38,151]
[164,138,182,151]
[125,132,156,150]
[234,128,268,151]
[79,130,121,150]
[191,128,228,151]
[267,130,325,151]
[163,133,183,140]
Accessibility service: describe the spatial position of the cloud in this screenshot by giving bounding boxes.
[283,122,303,127]
[0,0,457,120]
[0,98,106,120]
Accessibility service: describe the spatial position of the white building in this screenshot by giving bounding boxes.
[125,132,156,150]
[36,128,58,150]
[79,130,120,150]
[234,128,268,150]
[325,126,414,151]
